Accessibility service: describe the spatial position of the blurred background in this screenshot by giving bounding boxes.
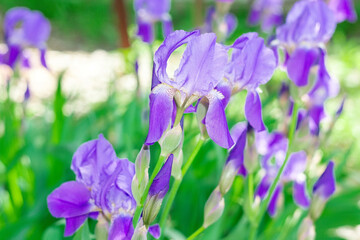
[0,0,360,239]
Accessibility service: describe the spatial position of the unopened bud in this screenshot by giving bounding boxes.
[203,187,225,228]
[309,194,327,220]
[219,162,237,195]
[135,145,150,181]
[159,124,183,156]
[196,101,209,138]
[132,219,148,240]
[298,216,315,240]
[95,215,109,240]
[171,148,183,180]
[143,195,163,226]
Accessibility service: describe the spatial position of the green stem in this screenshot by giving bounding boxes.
[159,138,205,233]
[249,101,299,239]
[187,226,205,240]
[133,154,167,226]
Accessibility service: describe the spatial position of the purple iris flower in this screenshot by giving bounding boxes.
[134,0,173,43]
[328,0,357,23]
[255,131,310,216]
[47,134,136,238]
[1,7,50,69]
[313,161,336,200]
[219,32,277,132]
[146,30,234,148]
[227,122,248,175]
[248,0,284,32]
[203,6,237,41]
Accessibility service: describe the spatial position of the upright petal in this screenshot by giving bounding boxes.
[286,48,318,87]
[137,19,154,43]
[148,154,173,199]
[205,90,234,149]
[154,30,200,85]
[328,0,357,23]
[23,10,51,47]
[283,151,307,181]
[245,91,266,131]
[308,105,325,136]
[64,215,88,237]
[145,84,175,144]
[313,161,336,199]
[108,215,134,240]
[47,181,92,218]
[174,33,228,96]
[293,178,310,208]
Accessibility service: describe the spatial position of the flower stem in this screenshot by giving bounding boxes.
[159,138,205,233]
[187,226,205,240]
[249,101,299,239]
[133,154,167,226]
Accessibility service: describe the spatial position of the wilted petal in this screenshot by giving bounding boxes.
[64,215,88,237]
[205,90,234,149]
[154,30,200,85]
[108,215,134,240]
[149,224,161,239]
[245,91,266,131]
[149,154,173,199]
[313,161,336,199]
[174,33,228,96]
[286,48,318,87]
[293,178,310,208]
[268,185,282,217]
[47,181,92,218]
[145,84,175,144]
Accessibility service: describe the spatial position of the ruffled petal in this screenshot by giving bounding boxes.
[174,33,228,96]
[245,91,266,131]
[205,90,234,149]
[286,48,318,87]
[154,30,200,85]
[47,181,92,218]
[145,84,175,144]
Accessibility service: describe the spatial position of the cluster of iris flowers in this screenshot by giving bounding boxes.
[1,0,356,239]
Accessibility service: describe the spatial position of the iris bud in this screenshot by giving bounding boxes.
[132,145,150,204]
[219,162,237,195]
[298,216,315,240]
[171,147,183,180]
[132,219,148,240]
[143,194,163,226]
[159,124,183,156]
[203,187,225,228]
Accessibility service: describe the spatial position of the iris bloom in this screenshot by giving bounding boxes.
[328,0,357,23]
[1,7,50,69]
[146,30,234,148]
[219,32,277,132]
[255,131,310,216]
[248,0,284,32]
[203,1,237,41]
[134,0,173,43]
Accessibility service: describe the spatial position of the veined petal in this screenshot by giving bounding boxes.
[64,215,88,237]
[293,178,310,208]
[205,90,234,149]
[47,181,92,218]
[175,33,228,96]
[154,30,200,85]
[245,91,266,131]
[313,161,336,199]
[145,84,175,144]
[108,215,134,240]
[286,48,318,87]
